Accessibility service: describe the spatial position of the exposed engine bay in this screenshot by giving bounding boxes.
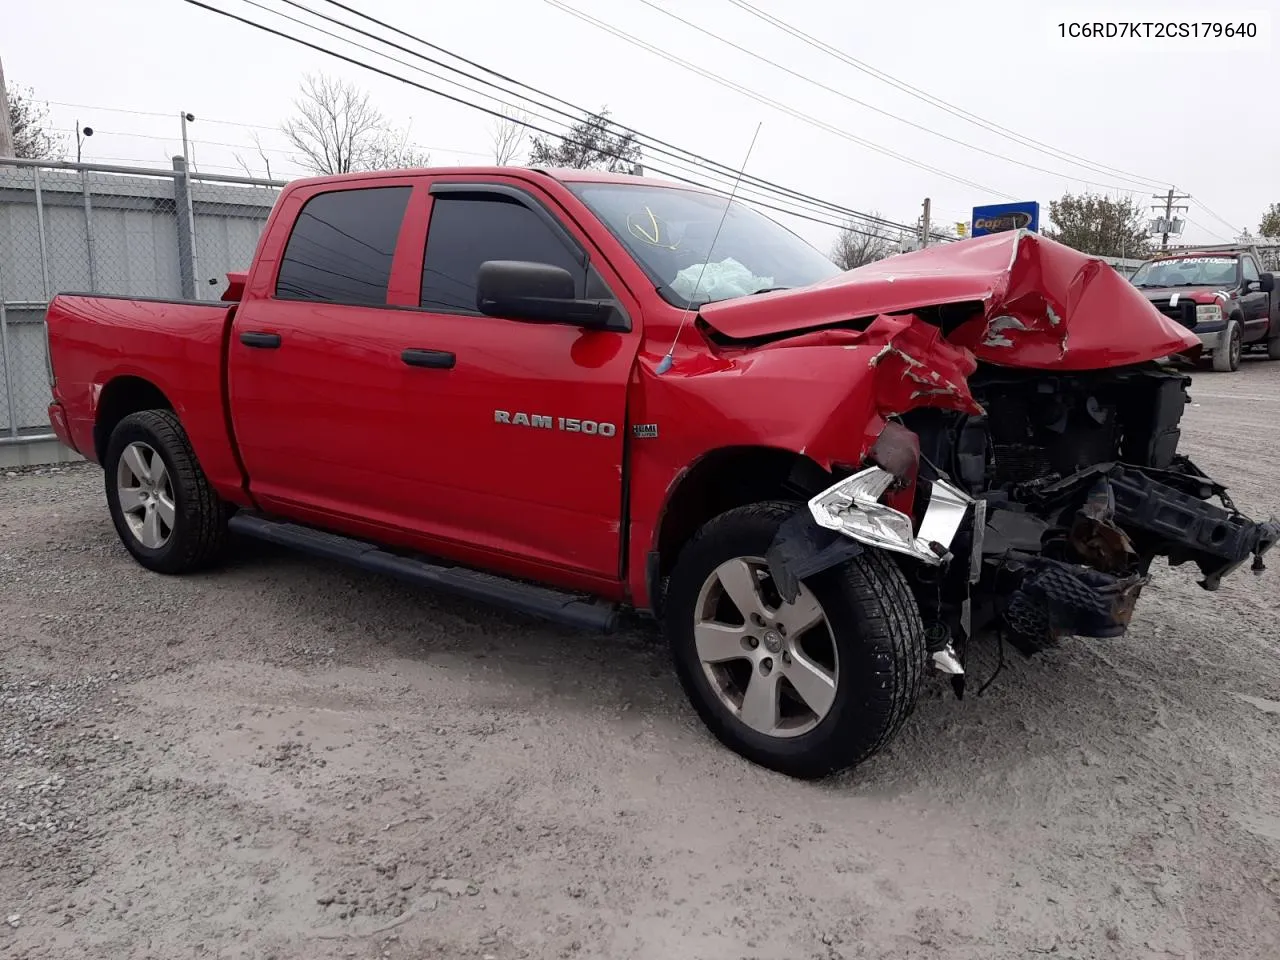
[734,232,1280,696]
[901,362,1278,665]
[767,359,1280,693]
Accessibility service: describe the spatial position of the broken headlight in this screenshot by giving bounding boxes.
[808,466,972,565]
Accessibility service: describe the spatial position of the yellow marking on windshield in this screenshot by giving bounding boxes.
[627,206,680,250]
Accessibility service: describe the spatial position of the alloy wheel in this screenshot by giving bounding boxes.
[115,441,176,549]
[693,556,839,738]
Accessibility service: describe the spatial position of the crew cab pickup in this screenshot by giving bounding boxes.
[1129,247,1280,372]
[44,167,1280,779]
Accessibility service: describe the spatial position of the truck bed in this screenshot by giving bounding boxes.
[45,293,245,500]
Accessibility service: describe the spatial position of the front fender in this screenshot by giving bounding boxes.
[626,314,981,610]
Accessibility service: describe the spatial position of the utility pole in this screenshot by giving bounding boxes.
[74,120,93,163]
[180,111,195,172]
[179,112,200,295]
[1151,187,1190,252]
[0,56,15,158]
[920,197,932,248]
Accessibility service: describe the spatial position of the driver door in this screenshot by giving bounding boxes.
[1241,255,1270,338]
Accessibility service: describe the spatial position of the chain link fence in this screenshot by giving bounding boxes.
[0,157,284,445]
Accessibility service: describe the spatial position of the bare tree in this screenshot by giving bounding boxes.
[281,73,428,175]
[491,105,529,166]
[364,128,430,171]
[234,132,276,180]
[6,83,65,160]
[528,107,640,173]
[830,214,898,270]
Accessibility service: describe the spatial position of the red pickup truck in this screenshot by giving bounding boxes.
[44,167,1279,779]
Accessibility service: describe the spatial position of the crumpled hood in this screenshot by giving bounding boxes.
[699,231,1201,370]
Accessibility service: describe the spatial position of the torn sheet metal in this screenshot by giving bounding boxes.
[858,313,982,416]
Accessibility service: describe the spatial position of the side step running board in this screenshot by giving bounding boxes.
[228,512,619,633]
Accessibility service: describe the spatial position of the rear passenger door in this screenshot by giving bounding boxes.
[399,180,642,582]
[228,178,437,532]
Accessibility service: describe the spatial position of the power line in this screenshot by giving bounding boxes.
[306,0,939,234]
[1190,199,1243,237]
[1183,217,1231,244]
[723,0,1170,191]
[539,0,1013,199]
[625,0,1151,195]
[88,125,490,159]
[223,0,937,239]
[258,0,866,227]
[48,100,283,132]
[293,0,930,236]
[182,0,908,243]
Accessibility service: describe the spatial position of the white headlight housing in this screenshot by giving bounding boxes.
[1196,303,1223,323]
[808,466,973,565]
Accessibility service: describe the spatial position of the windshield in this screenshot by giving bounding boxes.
[1131,256,1239,288]
[566,181,841,306]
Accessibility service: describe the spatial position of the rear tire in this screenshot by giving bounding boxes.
[103,409,231,574]
[1212,319,1242,372]
[664,501,926,779]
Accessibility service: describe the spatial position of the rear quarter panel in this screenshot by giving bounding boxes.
[46,294,245,501]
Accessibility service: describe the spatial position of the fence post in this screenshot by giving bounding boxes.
[0,300,16,438]
[172,156,197,299]
[81,169,98,292]
[32,166,51,301]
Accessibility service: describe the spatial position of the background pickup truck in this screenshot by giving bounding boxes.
[43,167,1279,779]
[1129,247,1280,372]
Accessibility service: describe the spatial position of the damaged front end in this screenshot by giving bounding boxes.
[769,363,1279,690]
[744,234,1279,687]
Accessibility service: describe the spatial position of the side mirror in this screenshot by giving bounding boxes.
[475,260,619,330]
[1259,272,1275,293]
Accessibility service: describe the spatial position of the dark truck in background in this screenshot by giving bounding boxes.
[40,166,1280,779]
[1129,247,1280,372]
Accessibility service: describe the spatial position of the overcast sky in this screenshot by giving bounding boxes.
[6,0,1274,253]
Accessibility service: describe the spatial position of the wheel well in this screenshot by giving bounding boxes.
[652,446,833,599]
[94,377,172,462]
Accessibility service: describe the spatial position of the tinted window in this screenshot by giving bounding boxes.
[421,194,584,312]
[1243,257,1260,282]
[276,186,411,304]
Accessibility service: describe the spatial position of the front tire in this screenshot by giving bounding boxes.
[104,409,231,574]
[664,501,926,779]
[1212,319,1242,372]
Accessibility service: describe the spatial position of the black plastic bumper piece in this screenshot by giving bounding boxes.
[1004,556,1145,645]
[1109,466,1280,590]
[228,512,619,632]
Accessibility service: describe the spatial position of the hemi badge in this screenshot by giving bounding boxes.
[633,424,659,439]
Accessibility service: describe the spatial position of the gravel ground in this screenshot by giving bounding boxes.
[3,360,1280,960]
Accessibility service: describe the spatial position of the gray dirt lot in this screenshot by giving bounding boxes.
[3,362,1280,960]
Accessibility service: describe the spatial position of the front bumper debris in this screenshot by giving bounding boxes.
[1016,459,1280,591]
[768,454,1276,681]
[1002,555,1146,642]
[806,466,973,566]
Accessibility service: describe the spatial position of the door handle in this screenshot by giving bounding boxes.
[401,348,456,369]
[240,331,282,349]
